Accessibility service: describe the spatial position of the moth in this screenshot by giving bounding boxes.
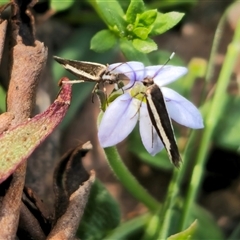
[54,55,182,167]
[138,53,181,167]
[53,56,127,86]
[143,78,181,167]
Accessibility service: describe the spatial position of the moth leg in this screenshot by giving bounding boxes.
[130,92,145,119]
[91,83,100,103]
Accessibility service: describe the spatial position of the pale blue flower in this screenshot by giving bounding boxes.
[98,62,204,155]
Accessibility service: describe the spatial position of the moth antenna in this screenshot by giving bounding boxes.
[162,52,175,66]
[153,52,176,78]
[170,52,175,60]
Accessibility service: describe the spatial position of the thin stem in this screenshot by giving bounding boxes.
[105,213,151,239]
[199,7,226,104]
[155,131,197,239]
[179,16,240,231]
[156,168,179,239]
[205,9,226,83]
[104,146,161,212]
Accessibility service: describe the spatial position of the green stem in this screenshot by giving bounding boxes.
[179,16,240,231]
[204,8,226,84]
[155,131,197,239]
[105,213,151,239]
[148,8,230,238]
[157,168,179,239]
[104,146,160,212]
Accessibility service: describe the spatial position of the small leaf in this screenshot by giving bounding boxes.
[119,39,150,64]
[168,220,197,240]
[132,38,157,53]
[126,0,145,23]
[136,9,157,27]
[0,78,72,183]
[151,12,184,36]
[87,0,125,32]
[77,180,121,240]
[90,29,117,52]
[133,27,150,40]
[50,0,75,12]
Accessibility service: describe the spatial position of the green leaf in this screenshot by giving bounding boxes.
[213,95,240,150]
[77,180,121,240]
[126,0,145,23]
[91,29,117,52]
[150,202,223,239]
[119,39,150,64]
[168,220,197,240]
[87,0,125,32]
[151,12,185,36]
[136,10,157,27]
[133,27,150,40]
[132,38,157,53]
[167,203,223,240]
[192,205,224,239]
[50,0,75,12]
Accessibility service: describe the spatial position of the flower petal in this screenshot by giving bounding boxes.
[144,65,188,87]
[139,103,164,155]
[98,93,139,147]
[162,87,204,129]
[107,62,145,86]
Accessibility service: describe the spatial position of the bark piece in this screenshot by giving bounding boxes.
[48,171,95,240]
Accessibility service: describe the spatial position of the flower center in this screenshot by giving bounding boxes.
[130,82,147,103]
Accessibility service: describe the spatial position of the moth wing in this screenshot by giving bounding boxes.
[54,56,106,81]
[146,84,181,167]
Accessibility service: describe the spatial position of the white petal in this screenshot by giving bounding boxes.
[144,65,188,87]
[98,93,139,147]
[139,103,164,155]
[108,61,145,82]
[162,87,204,129]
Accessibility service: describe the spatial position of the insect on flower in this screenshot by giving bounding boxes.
[98,59,204,167]
[53,56,130,90]
[54,55,204,167]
